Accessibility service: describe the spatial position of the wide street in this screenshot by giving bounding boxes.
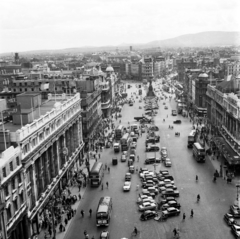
[66,81,237,239]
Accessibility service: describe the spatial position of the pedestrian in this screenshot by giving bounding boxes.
[190,209,194,217]
[59,223,63,232]
[84,230,87,236]
[196,175,198,181]
[108,167,110,173]
[64,218,68,226]
[106,182,109,188]
[183,213,186,220]
[99,153,101,159]
[137,155,139,162]
[78,193,81,200]
[89,209,92,217]
[78,183,81,192]
[81,210,85,217]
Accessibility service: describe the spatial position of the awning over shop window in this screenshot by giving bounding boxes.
[212,137,240,165]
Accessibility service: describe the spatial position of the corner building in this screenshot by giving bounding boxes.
[0,92,84,238]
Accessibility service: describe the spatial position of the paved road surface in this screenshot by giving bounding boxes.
[66,82,236,239]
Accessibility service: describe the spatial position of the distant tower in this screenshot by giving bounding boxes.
[130,46,133,52]
[15,53,19,64]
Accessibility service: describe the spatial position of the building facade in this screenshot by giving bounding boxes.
[0,92,84,238]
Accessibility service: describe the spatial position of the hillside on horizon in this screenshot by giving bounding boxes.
[1,31,240,56]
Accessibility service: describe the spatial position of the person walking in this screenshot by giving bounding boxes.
[78,193,81,201]
[101,183,104,190]
[81,210,85,217]
[108,167,110,173]
[89,209,92,217]
[106,182,109,188]
[190,209,194,217]
[196,175,198,182]
[137,155,139,162]
[183,213,186,220]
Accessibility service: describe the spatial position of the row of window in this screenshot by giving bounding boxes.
[2,157,20,178]
[4,173,22,197]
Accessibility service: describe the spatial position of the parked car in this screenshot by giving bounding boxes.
[164,106,168,109]
[230,205,240,218]
[162,189,179,197]
[139,202,157,212]
[162,207,180,218]
[123,181,131,191]
[140,210,158,221]
[137,195,154,204]
[173,120,182,124]
[161,201,181,210]
[231,224,240,238]
[224,213,239,226]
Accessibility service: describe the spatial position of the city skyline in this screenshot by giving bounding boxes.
[0,0,240,54]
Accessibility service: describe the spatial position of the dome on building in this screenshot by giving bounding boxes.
[198,73,208,78]
[106,65,114,72]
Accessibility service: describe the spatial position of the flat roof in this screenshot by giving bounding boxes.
[3,98,68,132]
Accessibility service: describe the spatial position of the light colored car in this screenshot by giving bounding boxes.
[137,195,154,204]
[165,158,172,167]
[139,202,157,212]
[139,198,155,205]
[121,155,127,162]
[123,181,131,191]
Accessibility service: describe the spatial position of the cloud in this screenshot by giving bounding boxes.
[0,0,240,53]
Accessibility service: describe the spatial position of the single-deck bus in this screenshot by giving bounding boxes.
[89,162,104,187]
[96,196,113,226]
[192,142,205,162]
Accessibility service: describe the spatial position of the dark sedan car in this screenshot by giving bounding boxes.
[162,189,180,197]
[162,207,180,218]
[173,120,182,124]
[230,205,240,218]
[140,210,158,221]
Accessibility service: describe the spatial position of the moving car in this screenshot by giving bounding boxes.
[162,189,179,197]
[129,165,135,173]
[123,181,131,191]
[139,202,157,212]
[100,230,110,239]
[149,125,159,131]
[140,210,158,221]
[125,173,131,181]
[164,158,172,167]
[173,120,182,124]
[162,207,180,218]
[121,155,127,162]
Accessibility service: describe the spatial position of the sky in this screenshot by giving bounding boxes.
[0,0,240,53]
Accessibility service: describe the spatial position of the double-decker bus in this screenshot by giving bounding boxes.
[120,133,131,151]
[192,142,205,162]
[115,125,124,140]
[187,130,197,148]
[89,162,104,187]
[96,196,113,226]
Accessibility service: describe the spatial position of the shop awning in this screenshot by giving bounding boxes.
[212,137,240,165]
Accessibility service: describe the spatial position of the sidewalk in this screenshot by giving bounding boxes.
[38,158,96,239]
[198,133,240,183]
